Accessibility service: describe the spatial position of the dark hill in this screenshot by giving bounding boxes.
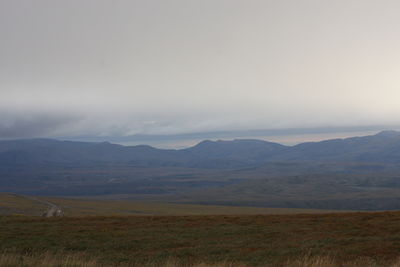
[2,131,400,210]
[280,130,400,163]
[1,131,400,168]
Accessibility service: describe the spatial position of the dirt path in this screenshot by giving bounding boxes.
[11,194,63,217]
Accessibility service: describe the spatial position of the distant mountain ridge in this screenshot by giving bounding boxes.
[1,131,400,169]
[3,131,400,210]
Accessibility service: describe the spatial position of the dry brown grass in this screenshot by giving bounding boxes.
[0,252,98,267]
[0,193,47,216]
[2,253,400,267]
[40,196,341,216]
[0,193,346,217]
[3,212,400,266]
[0,252,244,267]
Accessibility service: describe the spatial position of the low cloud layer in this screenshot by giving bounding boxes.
[1,0,400,139]
[0,110,82,139]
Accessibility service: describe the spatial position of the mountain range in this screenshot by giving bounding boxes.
[1,130,400,210]
[1,130,400,168]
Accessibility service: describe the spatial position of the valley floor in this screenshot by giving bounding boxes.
[0,193,346,216]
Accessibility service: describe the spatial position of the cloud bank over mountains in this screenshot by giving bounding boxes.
[1,0,400,139]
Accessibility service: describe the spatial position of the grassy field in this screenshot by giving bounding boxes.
[2,212,400,266]
[0,193,47,216]
[0,193,345,216]
[2,253,400,267]
[40,196,346,216]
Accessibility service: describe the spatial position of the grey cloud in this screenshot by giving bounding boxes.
[1,0,400,141]
[0,111,82,139]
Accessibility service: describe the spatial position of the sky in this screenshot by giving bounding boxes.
[1,0,400,146]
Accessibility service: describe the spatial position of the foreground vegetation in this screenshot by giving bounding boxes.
[2,212,400,266]
[2,252,400,267]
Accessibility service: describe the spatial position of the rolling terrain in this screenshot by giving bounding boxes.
[0,193,341,216]
[2,130,400,168]
[1,131,400,210]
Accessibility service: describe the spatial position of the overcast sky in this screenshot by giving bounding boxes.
[1,0,400,142]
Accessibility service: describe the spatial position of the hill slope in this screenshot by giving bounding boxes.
[2,131,400,210]
[1,130,400,168]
